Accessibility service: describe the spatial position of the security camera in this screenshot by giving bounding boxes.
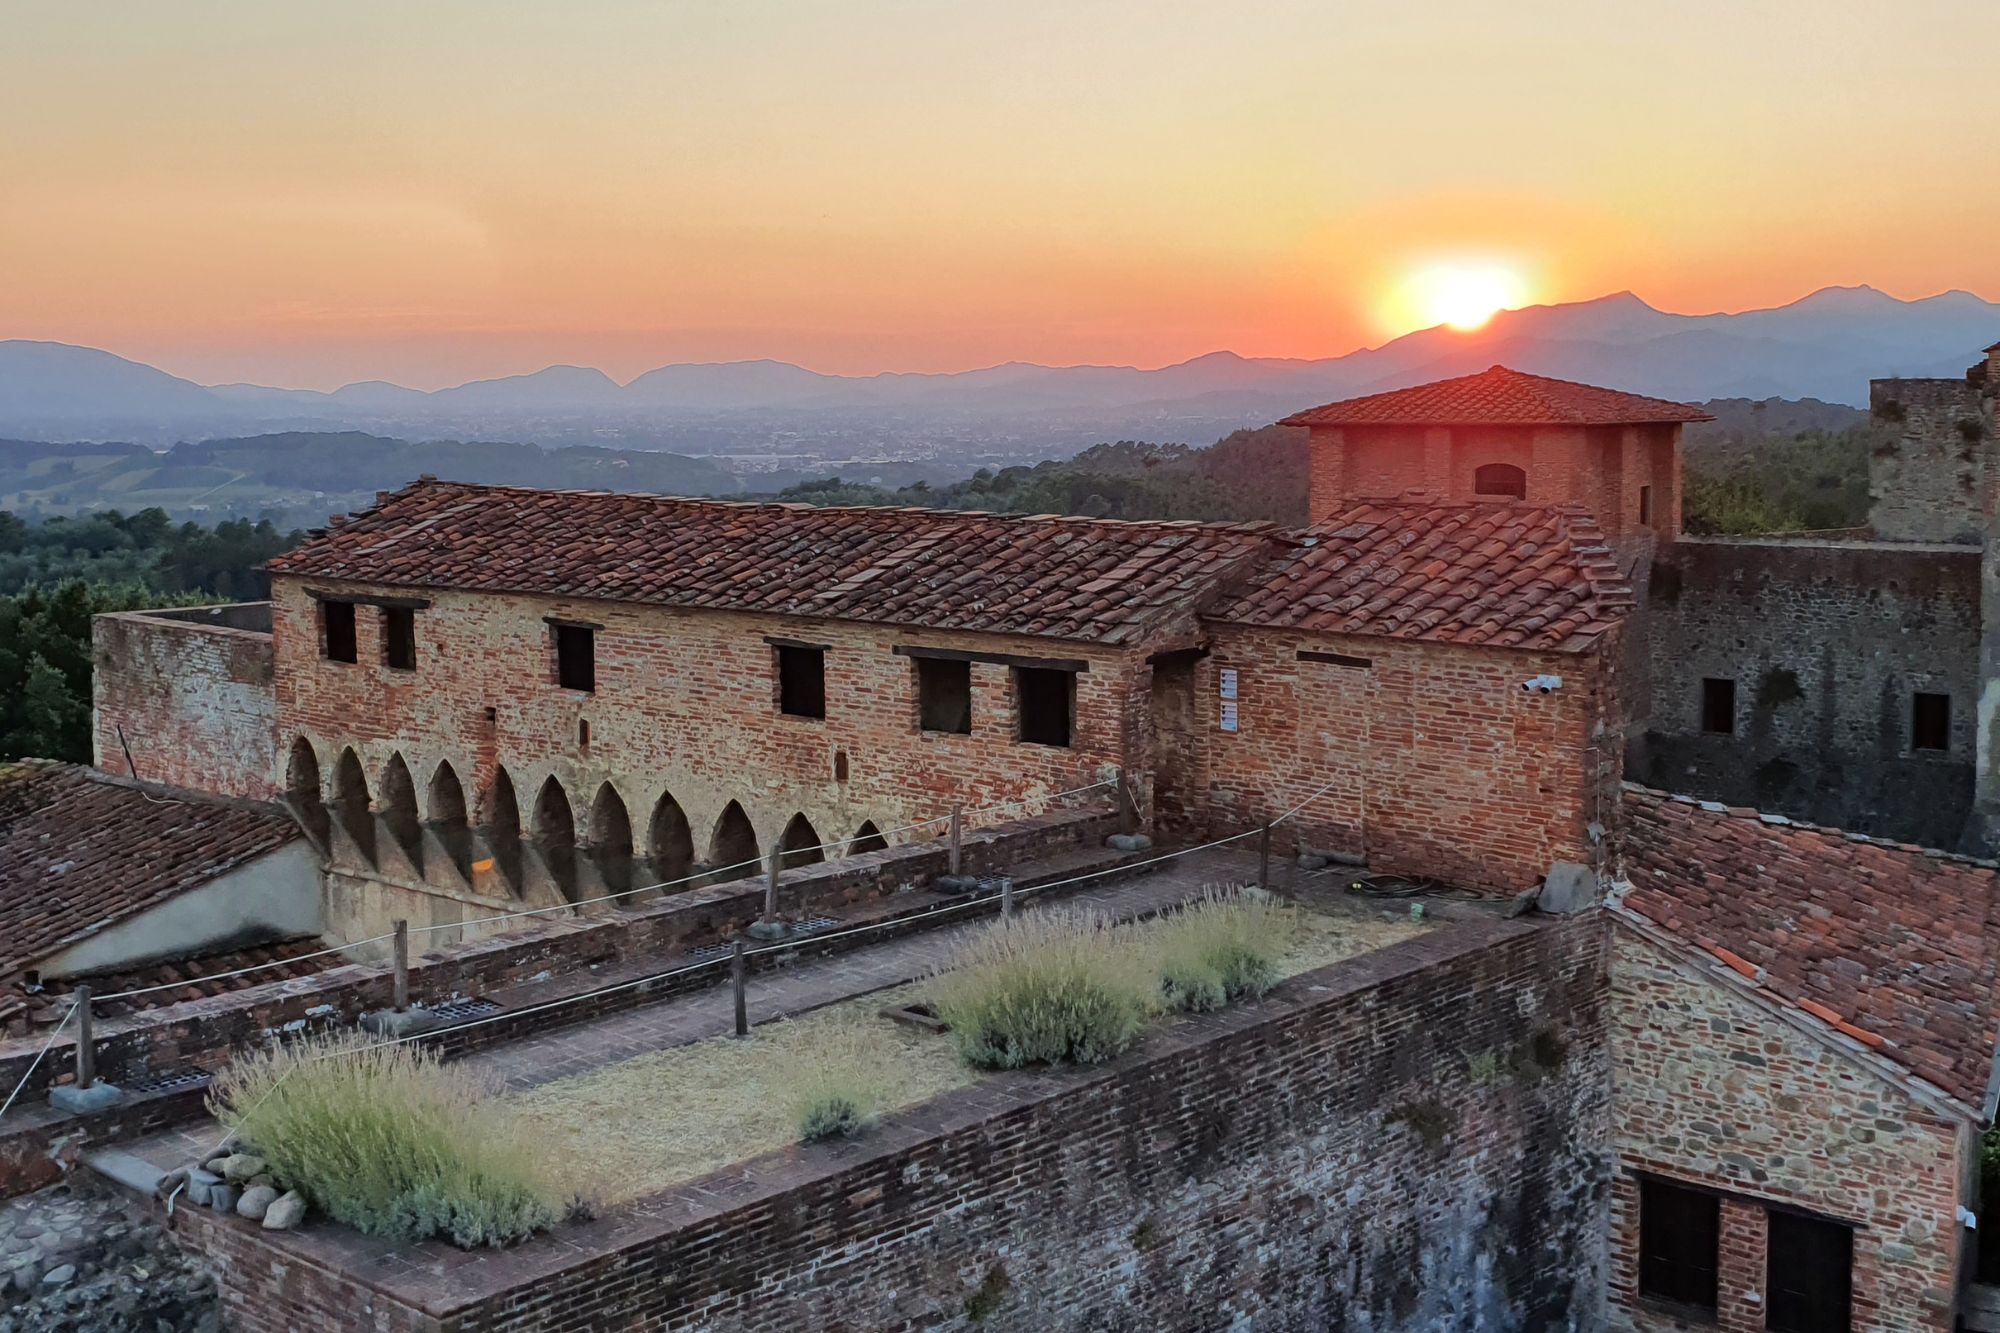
[1521,674,1564,694]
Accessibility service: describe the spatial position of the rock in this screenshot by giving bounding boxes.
[183,1170,221,1208]
[1505,887,1540,918]
[155,1168,189,1200]
[235,1187,278,1222]
[261,1192,306,1231]
[202,1157,229,1175]
[8,1257,44,1292]
[205,1185,238,1215]
[1105,833,1152,852]
[1537,861,1595,915]
[1296,852,1330,871]
[219,1154,265,1182]
[40,1264,74,1287]
[248,1174,274,1191]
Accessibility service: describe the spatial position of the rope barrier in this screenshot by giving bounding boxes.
[0,1000,79,1125]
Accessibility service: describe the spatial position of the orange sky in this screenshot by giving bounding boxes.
[4,1,1997,390]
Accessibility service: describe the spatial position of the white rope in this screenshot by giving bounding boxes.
[95,932,401,1003]
[0,1001,79,1124]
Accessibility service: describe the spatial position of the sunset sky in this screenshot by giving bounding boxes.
[5,1,1998,390]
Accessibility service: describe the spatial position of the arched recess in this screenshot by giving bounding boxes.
[533,777,580,904]
[778,813,825,870]
[331,747,376,864]
[588,783,635,900]
[379,753,423,873]
[848,820,888,855]
[478,767,524,896]
[284,737,330,851]
[709,801,760,881]
[1473,462,1527,500]
[648,792,695,889]
[427,761,474,884]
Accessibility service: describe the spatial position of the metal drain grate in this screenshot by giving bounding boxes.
[686,941,734,964]
[125,1067,212,1097]
[427,996,503,1022]
[792,916,840,936]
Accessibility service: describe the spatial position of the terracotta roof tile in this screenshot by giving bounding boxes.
[1619,784,2000,1108]
[1281,365,1714,428]
[1204,498,1634,651]
[23,935,340,1019]
[0,761,301,980]
[268,480,1278,646]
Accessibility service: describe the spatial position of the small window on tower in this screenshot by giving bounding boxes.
[917,657,972,734]
[777,645,826,719]
[1473,463,1527,500]
[1700,678,1735,735]
[321,600,357,664]
[553,624,595,693]
[1639,484,1654,527]
[1912,692,1950,752]
[382,606,416,671]
[1015,666,1074,747]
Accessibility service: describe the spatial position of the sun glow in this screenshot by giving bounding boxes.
[1393,263,1532,333]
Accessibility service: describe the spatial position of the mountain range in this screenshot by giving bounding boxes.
[4,285,1995,446]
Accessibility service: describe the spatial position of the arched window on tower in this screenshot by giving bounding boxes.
[1473,463,1527,500]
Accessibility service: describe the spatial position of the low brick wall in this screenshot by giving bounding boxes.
[168,912,1612,1332]
[0,807,1113,1195]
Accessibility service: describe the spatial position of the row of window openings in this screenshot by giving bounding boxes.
[1699,677,1950,751]
[323,605,1073,747]
[1639,1177,1850,1332]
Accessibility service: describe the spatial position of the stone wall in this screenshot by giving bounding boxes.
[166,914,1612,1333]
[1200,624,1620,893]
[1635,537,1981,849]
[1869,377,1991,544]
[1607,924,1972,1332]
[92,605,277,801]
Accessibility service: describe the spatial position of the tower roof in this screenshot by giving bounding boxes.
[1281,365,1713,429]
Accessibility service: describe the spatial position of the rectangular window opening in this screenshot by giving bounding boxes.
[1639,484,1654,527]
[917,657,972,734]
[1765,1210,1852,1333]
[1637,1178,1718,1315]
[1015,666,1074,748]
[1700,677,1735,735]
[554,624,596,693]
[321,600,357,664]
[1912,691,1950,752]
[381,606,416,671]
[777,645,826,719]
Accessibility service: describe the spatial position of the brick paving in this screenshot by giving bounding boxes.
[125,843,1273,1172]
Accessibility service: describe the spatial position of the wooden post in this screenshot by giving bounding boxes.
[948,804,964,877]
[764,851,781,921]
[1000,877,1015,919]
[1258,823,1272,893]
[392,919,410,1013]
[731,940,748,1037]
[1115,768,1136,834]
[73,985,95,1090]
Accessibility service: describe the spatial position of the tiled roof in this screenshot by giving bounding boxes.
[267,479,1279,646]
[25,936,340,1020]
[0,761,302,981]
[1281,365,1714,428]
[1618,785,2000,1110]
[1204,498,1634,651]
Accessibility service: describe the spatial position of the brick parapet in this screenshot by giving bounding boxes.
[91,607,278,800]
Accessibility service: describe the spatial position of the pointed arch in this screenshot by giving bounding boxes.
[379,753,423,873]
[588,783,635,899]
[708,801,759,882]
[331,747,376,863]
[284,736,329,850]
[778,812,825,870]
[648,791,695,889]
[533,776,580,904]
[848,820,888,856]
[427,761,473,883]
[478,767,524,896]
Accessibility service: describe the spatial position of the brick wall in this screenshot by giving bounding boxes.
[92,605,277,800]
[1868,377,1991,544]
[171,915,1613,1333]
[1635,538,1980,848]
[1608,925,1972,1332]
[1198,624,1618,892]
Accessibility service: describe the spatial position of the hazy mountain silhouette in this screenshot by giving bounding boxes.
[4,286,1994,440]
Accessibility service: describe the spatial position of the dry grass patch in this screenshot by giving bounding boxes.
[507,988,975,1205]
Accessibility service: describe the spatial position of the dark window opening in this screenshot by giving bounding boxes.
[1701,678,1735,735]
[833,750,849,782]
[1473,462,1527,500]
[1016,666,1074,747]
[321,600,357,663]
[554,624,595,693]
[1639,484,1654,526]
[917,657,972,734]
[1913,692,1950,752]
[382,606,416,671]
[578,719,590,748]
[777,645,826,719]
[1766,1210,1852,1333]
[1638,1178,1719,1315]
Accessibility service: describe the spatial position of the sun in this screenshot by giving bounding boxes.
[1396,263,1531,333]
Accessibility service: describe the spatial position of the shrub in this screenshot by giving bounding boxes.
[930,909,1156,1068]
[209,1033,567,1248]
[784,1025,879,1142]
[1153,889,1297,1010]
